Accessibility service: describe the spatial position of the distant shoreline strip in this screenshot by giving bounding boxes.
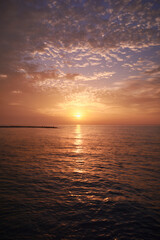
[0,126,57,129]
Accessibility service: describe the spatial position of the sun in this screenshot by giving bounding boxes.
[75,114,81,118]
[72,111,84,120]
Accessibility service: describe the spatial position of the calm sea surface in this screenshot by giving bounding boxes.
[0,125,160,240]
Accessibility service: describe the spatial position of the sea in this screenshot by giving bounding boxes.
[0,125,160,240]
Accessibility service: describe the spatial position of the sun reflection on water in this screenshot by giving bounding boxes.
[74,125,84,173]
[74,125,82,154]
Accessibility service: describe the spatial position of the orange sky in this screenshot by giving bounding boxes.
[0,0,160,125]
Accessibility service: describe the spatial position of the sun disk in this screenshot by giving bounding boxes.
[75,114,81,118]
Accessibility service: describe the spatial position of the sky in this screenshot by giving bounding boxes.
[0,0,160,125]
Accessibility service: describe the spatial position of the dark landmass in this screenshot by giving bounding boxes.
[0,126,57,128]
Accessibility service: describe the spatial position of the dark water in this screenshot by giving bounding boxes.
[0,125,160,240]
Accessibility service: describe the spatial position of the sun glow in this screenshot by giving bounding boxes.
[75,114,81,118]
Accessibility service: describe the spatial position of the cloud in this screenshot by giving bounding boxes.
[65,73,79,80]
[145,66,160,74]
[74,71,115,82]
[32,69,115,91]
[0,74,7,78]
[0,71,64,114]
[0,0,159,124]
[0,0,159,74]
[96,76,160,114]
[12,90,22,94]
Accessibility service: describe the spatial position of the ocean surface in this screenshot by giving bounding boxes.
[0,125,160,240]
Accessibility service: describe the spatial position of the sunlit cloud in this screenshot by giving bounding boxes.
[12,90,22,94]
[0,74,7,79]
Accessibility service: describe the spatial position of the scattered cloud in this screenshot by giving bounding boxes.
[0,0,159,124]
[145,66,160,74]
[0,0,159,73]
[0,74,7,79]
[12,90,22,94]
